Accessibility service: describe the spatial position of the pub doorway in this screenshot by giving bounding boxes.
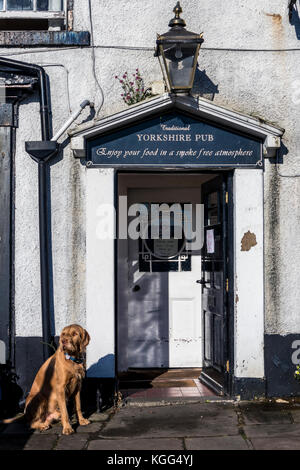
[116,172,232,398]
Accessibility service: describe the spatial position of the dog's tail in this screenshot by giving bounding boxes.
[0,413,25,424]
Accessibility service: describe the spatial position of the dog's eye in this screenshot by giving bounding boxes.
[72,332,77,336]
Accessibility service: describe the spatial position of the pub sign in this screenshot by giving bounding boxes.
[87,112,262,168]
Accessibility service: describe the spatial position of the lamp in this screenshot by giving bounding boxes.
[155,1,204,94]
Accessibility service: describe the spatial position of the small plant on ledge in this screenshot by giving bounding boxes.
[115,69,152,106]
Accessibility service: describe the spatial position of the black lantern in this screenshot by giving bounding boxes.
[155,2,204,94]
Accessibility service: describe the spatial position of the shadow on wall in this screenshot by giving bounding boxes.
[0,363,23,419]
[269,142,289,165]
[13,336,58,405]
[192,67,219,101]
[87,354,115,378]
[82,354,116,413]
[290,1,300,39]
[265,334,300,397]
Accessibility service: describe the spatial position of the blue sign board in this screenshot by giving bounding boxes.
[87,112,262,168]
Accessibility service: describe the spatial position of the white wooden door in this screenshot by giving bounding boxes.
[126,187,202,368]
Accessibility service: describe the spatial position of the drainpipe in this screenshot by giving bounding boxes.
[51,99,92,141]
[0,57,92,362]
[0,57,58,361]
[26,100,92,361]
[25,140,58,361]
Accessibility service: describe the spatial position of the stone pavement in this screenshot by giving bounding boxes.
[2,400,300,450]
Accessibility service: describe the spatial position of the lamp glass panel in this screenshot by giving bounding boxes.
[168,55,194,88]
[162,43,198,89]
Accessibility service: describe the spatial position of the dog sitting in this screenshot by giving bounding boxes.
[3,324,90,435]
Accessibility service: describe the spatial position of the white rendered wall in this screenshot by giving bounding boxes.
[234,169,264,378]
[86,168,115,377]
[7,0,300,344]
[3,0,299,381]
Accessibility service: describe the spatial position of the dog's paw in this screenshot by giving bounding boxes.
[38,423,51,432]
[62,425,74,435]
[79,418,91,426]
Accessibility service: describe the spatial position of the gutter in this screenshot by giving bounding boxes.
[0,57,51,141]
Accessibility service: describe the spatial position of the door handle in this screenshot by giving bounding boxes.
[196,279,207,285]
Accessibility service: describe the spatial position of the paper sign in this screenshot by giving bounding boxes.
[206,229,215,254]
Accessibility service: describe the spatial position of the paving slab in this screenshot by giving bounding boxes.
[185,436,250,450]
[23,434,58,450]
[55,434,89,450]
[291,409,300,423]
[243,423,300,438]
[100,403,239,438]
[39,424,62,434]
[88,438,184,450]
[89,412,112,422]
[75,422,103,433]
[34,421,103,435]
[0,436,33,450]
[238,402,293,425]
[242,409,293,425]
[251,437,300,450]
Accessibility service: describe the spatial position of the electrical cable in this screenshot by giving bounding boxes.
[88,0,104,117]
[38,63,72,114]
[2,45,300,58]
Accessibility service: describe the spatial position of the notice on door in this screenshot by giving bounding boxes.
[206,229,215,254]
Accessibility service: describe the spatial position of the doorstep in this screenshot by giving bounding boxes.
[120,378,223,406]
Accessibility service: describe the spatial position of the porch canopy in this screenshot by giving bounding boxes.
[69,94,284,166]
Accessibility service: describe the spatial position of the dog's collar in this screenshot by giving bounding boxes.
[64,353,84,364]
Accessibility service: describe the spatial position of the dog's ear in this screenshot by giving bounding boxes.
[58,329,66,350]
[80,329,90,352]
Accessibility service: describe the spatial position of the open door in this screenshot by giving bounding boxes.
[199,175,228,395]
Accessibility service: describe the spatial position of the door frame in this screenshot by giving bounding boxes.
[115,169,234,395]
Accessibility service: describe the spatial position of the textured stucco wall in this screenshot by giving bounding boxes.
[1,0,300,343]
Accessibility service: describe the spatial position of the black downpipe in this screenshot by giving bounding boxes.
[37,159,53,360]
[0,57,56,361]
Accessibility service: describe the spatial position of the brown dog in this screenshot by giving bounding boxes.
[4,324,90,435]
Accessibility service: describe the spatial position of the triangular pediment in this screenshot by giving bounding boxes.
[70,94,284,162]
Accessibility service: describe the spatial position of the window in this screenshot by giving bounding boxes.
[138,203,191,273]
[0,0,66,30]
[0,0,63,11]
